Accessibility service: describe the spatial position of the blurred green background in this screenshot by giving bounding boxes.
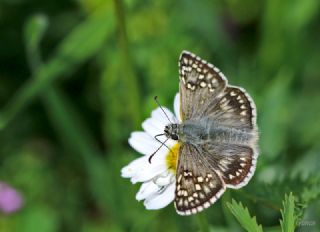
[0,0,320,231]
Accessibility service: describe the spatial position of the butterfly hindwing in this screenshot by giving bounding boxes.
[201,144,257,188]
[204,86,257,130]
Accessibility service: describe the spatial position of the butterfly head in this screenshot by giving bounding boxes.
[164,124,179,140]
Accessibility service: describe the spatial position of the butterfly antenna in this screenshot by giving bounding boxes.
[154,96,173,124]
[149,137,169,163]
[149,133,174,164]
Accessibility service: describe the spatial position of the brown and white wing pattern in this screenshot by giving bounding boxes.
[201,143,257,189]
[179,51,227,121]
[179,51,256,130]
[174,143,226,215]
[203,86,257,130]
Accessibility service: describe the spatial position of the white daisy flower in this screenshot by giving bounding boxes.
[121,93,181,210]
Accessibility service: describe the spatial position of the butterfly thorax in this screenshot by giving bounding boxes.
[164,121,209,143]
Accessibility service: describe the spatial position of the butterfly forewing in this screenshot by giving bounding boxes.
[179,51,227,121]
[175,144,226,215]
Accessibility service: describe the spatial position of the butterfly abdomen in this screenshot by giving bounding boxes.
[179,120,255,146]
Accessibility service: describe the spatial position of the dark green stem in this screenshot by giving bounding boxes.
[114,0,140,127]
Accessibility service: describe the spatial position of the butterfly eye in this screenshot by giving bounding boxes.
[172,134,178,140]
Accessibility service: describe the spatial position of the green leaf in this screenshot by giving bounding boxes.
[280,193,296,232]
[243,175,320,220]
[227,199,263,232]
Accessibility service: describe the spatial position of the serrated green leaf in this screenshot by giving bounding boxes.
[280,193,296,232]
[241,174,320,222]
[227,199,263,232]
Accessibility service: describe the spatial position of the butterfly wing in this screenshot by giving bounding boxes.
[179,51,256,130]
[174,143,226,215]
[179,51,227,121]
[200,143,257,189]
[203,86,257,130]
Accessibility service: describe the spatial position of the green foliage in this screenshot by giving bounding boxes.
[280,193,296,232]
[227,199,263,232]
[0,0,319,231]
[0,6,114,129]
[242,174,320,225]
[227,193,303,232]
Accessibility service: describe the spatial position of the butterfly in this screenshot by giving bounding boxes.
[164,51,258,215]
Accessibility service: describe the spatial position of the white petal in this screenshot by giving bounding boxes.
[130,162,167,184]
[121,152,169,183]
[128,132,158,155]
[142,118,164,138]
[151,107,175,126]
[144,182,175,210]
[121,155,148,178]
[154,171,173,186]
[136,181,160,201]
[173,93,181,122]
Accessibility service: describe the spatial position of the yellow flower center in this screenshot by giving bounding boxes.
[166,143,180,173]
